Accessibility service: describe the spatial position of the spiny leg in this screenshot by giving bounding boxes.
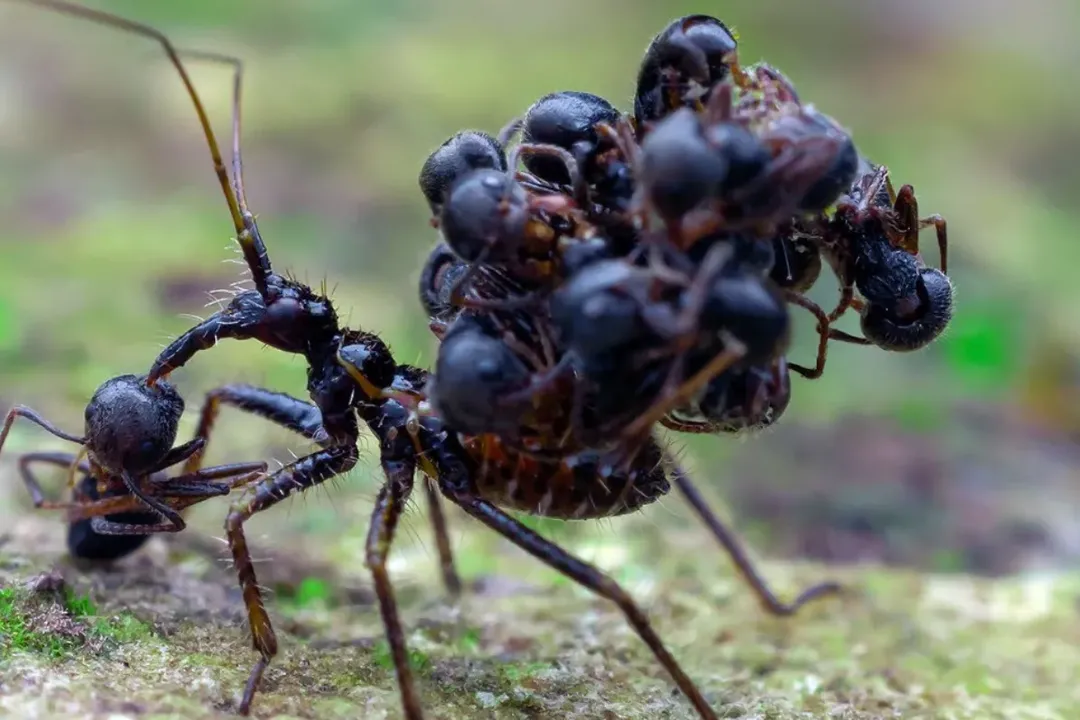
[442,490,718,720]
[366,458,423,720]
[225,445,359,716]
[181,384,326,475]
[670,462,841,616]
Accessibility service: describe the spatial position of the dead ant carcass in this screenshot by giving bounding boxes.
[0,374,267,558]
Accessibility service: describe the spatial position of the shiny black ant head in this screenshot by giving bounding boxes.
[550,258,645,361]
[796,111,859,212]
[634,15,739,128]
[700,271,790,365]
[440,168,529,263]
[336,332,398,400]
[769,231,822,293]
[703,122,771,197]
[698,358,791,433]
[67,474,156,561]
[419,131,507,214]
[639,107,727,221]
[418,242,469,320]
[521,91,621,185]
[83,374,184,476]
[427,315,533,437]
[860,267,953,352]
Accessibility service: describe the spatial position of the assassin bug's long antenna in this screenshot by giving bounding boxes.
[5,0,273,296]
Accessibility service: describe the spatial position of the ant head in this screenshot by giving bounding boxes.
[427,315,532,437]
[418,243,469,320]
[336,332,397,401]
[440,169,529,263]
[551,259,645,361]
[860,267,953,352]
[419,131,507,215]
[83,374,184,476]
[635,15,739,126]
[639,107,727,221]
[521,91,621,185]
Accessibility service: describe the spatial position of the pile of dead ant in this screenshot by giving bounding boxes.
[0,5,952,719]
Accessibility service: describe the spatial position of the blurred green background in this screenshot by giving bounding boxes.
[1,0,1079,589]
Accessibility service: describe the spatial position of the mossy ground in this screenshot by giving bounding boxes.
[3,491,1080,720]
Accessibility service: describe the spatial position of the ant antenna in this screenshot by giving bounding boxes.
[7,0,273,296]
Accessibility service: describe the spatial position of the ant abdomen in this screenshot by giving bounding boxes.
[698,358,791,433]
[521,91,621,185]
[427,315,534,437]
[634,14,740,127]
[419,131,507,214]
[700,274,790,365]
[860,266,953,352]
[467,437,670,519]
[795,113,859,213]
[639,108,727,221]
[440,169,529,263]
[84,374,184,476]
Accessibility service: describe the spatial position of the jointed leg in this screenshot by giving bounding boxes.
[181,384,326,475]
[366,458,423,720]
[1,406,84,464]
[670,462,841,616]
[423,477,462,597]
[18,452,89,509]
[892,184,948,274]
[224,444,359,716]
[784,290,830,379]
[443,490,718,720]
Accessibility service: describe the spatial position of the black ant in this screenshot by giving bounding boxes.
[633,14,741,131]
[1,374,267,554]
[10,4,844,719]
[520,90,638,215]
[803,158,953,350]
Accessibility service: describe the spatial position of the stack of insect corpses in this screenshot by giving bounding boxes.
[416,14,953,478]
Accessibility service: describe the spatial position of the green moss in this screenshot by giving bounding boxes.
[372,638,430,674]
[0,588,81,659]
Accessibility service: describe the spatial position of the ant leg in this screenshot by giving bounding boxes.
[894,185,949,274]
[670,462,841,615]
[497,115,523,146]
[366,458,424,720]
[119,470,187,532]
[0,406,84,462]
[783,291,830,379]
[442,490,718,720]
[423,478,462,598]
[18,452,91,509]
[145,460,269,497]
[224,444,360,716]
[827,282,855,322]
[181,384,326,474]
[828,328,873,346]
[147,437,205,474]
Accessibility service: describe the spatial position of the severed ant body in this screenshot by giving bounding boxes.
[3,4,959,720]
[0,374,267,558]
